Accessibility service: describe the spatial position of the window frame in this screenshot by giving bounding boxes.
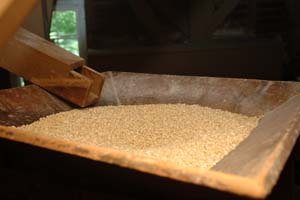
[54,0,87,58]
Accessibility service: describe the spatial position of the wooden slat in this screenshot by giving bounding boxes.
[0,85,71,126]
[98,72,300,116]
[0,0,37,48]
[0,28,104,107]
[0,28,85,78]
[0,124,266,198]
[80,66,105,101]
[213,95,300,194]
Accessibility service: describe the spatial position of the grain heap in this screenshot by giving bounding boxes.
[20,104,260,170]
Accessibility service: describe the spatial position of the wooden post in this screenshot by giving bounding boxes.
[0,0,38,48]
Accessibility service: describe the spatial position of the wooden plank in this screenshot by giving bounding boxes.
[0,0,37,48]
[98,72,300,116]
[0,28,104,107]
[0,85,71,126]
[80,65,105,101]
[0,28,85,78]
[213,94,300,195]
[31,71,92,107]
[0,124,272,199]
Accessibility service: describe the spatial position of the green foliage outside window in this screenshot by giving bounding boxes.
[50,10,79,55]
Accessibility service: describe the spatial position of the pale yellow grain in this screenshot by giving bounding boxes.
[19,104,260,170]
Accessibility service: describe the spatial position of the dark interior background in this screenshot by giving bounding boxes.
[85,0,299,81]
[0,0,299,88]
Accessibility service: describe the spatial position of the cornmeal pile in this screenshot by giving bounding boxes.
[20,104,260,170]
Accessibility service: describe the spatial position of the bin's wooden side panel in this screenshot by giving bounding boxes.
[97,71,300,197]
[0,85,71,126]
[213,95,300,195]
[99,72,300,116]
[0,125,269,199]
[1,72,300,199]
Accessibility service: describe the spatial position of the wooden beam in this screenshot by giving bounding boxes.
[0,0,38,48]
[0,28,104,107]
[0,28,85,78]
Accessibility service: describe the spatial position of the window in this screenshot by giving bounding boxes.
[50,10,79,55]
[49,0,87,58]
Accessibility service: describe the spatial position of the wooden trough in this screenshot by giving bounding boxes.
[0,71,300,199]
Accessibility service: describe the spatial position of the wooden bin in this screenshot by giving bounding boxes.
[1,72,300,199]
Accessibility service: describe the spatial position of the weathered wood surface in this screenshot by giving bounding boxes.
[213,95,300,196]
[0,28,85,77]
[0,72,300,199]
[0,85,71,126]
[0,29,104,107]
[99,72,300,116]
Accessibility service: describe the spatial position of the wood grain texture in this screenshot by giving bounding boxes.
[99,72,300,116]
[0,28,85,78]
[80,66,105,104]
[213,95,300,195]
[0,72,300,199]
[0,0,37,48]
[0,85,71,126]
[0,28,104,107]
[0,125,270,199]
